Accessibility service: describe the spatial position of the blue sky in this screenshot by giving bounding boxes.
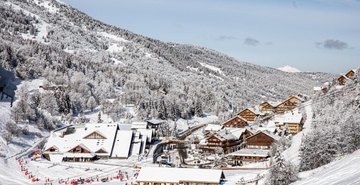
[61,0,360,73]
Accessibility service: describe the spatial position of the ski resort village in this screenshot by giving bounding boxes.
[1,0,360,185]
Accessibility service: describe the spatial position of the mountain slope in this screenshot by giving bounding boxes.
[0,0,336,123]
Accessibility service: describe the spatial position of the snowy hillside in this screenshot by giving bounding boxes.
[293,150,360,185]
[277,65,301,73]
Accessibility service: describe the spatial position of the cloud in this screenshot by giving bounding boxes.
[315,39,349,50]
[244,37,260,46]
[216,35,237,41]
[265,41,273,45]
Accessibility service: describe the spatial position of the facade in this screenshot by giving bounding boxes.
[345,69,356,78]
[238,107,265,122]
[136,167,225,185]
[259,101,280,113]
[246,131,280,149]
[199,129,241,154]
[338,75,348,86]
[275,95,303,114]
[222,115,247,128]
[274,111,303,134]
[228,148,269,165]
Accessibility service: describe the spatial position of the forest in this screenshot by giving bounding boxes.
[0,0,335,143]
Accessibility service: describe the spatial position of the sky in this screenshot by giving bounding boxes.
[60,0,360,74]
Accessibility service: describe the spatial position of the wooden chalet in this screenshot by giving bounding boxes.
[345,69,356,78]
[228,148,269,165]
[222,115,247,128]
[239,128,256,143]
[259,101,281,113]
[199,129,241,154]
[246,131,280,149]
[274,111,304,134]
[238,106,265,122]
[337,75,348,86]
[275,95,304,115]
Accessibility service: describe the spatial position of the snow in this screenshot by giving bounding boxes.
[33,0,60,13]
[282,100,312,166]
[199,62,225,76]
[98,32,129,43]
[2,81,357,185]
[107,44,124,53]
[277,65,301,73]
[3,1,51,44]
[293,150,360,185]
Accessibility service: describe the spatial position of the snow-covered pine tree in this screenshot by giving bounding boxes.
[195,98,203,117]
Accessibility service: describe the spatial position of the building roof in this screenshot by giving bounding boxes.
[111,130,133,158]
[136,167,225,183]
[43,123,118,158]
[274,111,303,124]
[146,119,166,125]
[131,122,148,130]
[247,130,281,141]
[204,124,223,132]
[228,148,270,157]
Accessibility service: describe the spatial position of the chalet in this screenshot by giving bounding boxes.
[259,101,281,113]
[199,128,241,154]
[238,127,256,143]
[246,131,280,149]
[345,69,356,78]
[222,115,247,128]
[136,167,225,185]
[275,95,303,114]
[337,75,348,86]
[203,124,223,137]
[238,106,265,122]
[228,148,269,165]
[274,110,303,134]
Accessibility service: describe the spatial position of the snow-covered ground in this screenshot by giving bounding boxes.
[282,100,312,166]
[293,150,360,185]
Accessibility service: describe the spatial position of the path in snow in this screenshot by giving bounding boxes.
[282,100,312,166]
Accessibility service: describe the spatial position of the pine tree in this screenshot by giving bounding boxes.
[195,98,203,117]
[97,112,103,123]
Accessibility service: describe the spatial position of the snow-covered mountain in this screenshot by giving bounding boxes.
[0,0,354,184]
[277,65,301,73]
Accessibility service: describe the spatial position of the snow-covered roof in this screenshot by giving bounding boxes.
[247,106,265,115]
[118,123,132,130]
[137,129,153,143]
[216,129,238,140]
[43,123,118,158]
[204,124,222,132]
[228,149,269,157]
[274,111,303,124]
[131,121,148,130]
[111,130,133,158]
[146,119,166,125]
[136,167,225,183]
[314,86,322,91]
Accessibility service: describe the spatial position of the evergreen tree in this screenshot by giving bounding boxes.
[195,98,203,117]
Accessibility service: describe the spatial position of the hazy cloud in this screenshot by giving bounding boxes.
[316,39,349,50]
[216,35,237,41]
[265,41,273,45]
[244,37,260,46]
